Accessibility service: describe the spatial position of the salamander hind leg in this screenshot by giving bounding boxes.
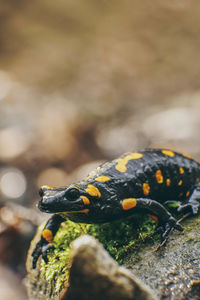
[123,198,183,240]
[178,184,200,215]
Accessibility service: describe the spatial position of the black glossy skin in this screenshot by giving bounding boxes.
[32,149,200,268]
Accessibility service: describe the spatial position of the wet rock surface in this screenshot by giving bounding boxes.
[125,216,200,300]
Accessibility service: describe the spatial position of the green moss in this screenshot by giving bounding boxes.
[40,214,157,294]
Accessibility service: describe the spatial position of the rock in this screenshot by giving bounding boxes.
[26,214,200,300]
[61,235,157,300]
[125,215,200,300]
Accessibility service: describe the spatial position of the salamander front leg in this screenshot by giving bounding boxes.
[178,184,200,215]
[122,198,183,240]
[31,214,65,269]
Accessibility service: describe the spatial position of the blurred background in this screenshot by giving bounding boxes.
[1,1,200,299]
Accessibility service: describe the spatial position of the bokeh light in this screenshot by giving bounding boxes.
[37,168,69,188]
[0,127,30,160]
[0,168,26,199]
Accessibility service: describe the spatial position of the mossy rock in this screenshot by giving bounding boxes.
[26,213,200,300]
[26,214,157,299]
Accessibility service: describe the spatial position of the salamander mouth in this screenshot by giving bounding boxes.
[38,198,84,213]
[38,200,52,213]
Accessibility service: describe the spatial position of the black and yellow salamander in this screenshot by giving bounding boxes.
[32,149,200,268]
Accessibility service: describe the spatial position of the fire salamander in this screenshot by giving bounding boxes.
[32,149,200,268]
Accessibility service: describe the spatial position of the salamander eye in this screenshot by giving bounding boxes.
[65,188,80,201]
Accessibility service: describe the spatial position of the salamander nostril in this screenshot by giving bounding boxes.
[39,188,44,197]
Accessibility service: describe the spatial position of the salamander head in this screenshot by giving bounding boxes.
[38,185,91,214]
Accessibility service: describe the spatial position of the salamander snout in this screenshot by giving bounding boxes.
[37,185,85,213]
[39,185,53,198]
[37,185,65,213]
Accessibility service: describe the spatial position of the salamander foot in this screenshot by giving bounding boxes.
[156,217,183,240]
[31,240,54,269]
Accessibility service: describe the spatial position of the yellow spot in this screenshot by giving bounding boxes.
[128,153,143,159]
[95,176,110,182]
[155,169,164,184]
[115,152,143,173]
[186,191,190,197]
[42,229,53,243]
[70,185,79,190]
[179,167,184,174]
[143,183,150,196]
[115,158,128,172]
[148,214,158,223]
[67,209,89,213]
[178,180,183,186]
[183,153,192,159]
[198,179,200,184]
[166,179,171,187]
[122,198,137,210]
[85,184,101,198]
[162,150,175,157]
[42,185,53,190]
[80,196,90,205]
